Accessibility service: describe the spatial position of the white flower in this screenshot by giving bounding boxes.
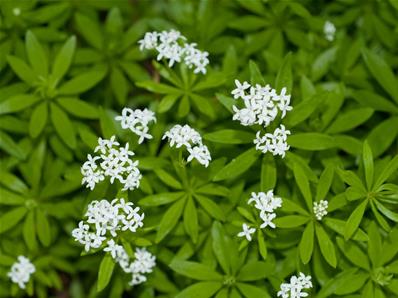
[163,124,211,167]
[324,20,336,41]
[248,190,282,230]
[254,125,291,158]
[277,273,312,298]
[259,212,276,229]
[187,144,211,167]
[313,200,328,220]
[129,248,156,286]
[115,108,156,144]
[138,30,209,74]
[72,198,145,251]
[7,256,35,289]
[237,223,256,241]
[231,81,292,128]
[231,80,250,99]
[81,136,141,191]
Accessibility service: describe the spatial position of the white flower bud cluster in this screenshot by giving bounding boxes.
[138,29,209,74]
[248,190,282,230]
[72,198,144,252]
[103,240,156,286]
[7,256,35,289]
[313,200,328,220]
[324,20,336,41]
[230,80,292,158]
[81,136,141,191]
[254,124,291,158]
[115,108,156,144]
[163,124,211,167]
[277,273,313,298]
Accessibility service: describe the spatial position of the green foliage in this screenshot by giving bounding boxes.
[0,0,398,298]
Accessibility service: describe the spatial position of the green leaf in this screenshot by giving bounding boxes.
[0,187,26,205]
[158,94,180,113]
[0,207,27,234]
[315,224,337,267]
[75,13,103,50]
[336,237,370,270]
[110,66,128,105]
[56,97,98,119]
[299,222,314,264]
[374,155,398,190]
[274,215,310,228]
[154,169,182,189]
[362,48,398,104]
[29,102,48,138]
[275,52,292,93]
[216,93,234,113]
[58,67,107,95]
[52,36,76,82]
[213,148,260,181]
[50,103,76,149]
[175,282,222,298]
[237,261,270,281]
[368,222,382,268]
[0,94,41,115]
[315,165,334,202]
[203,129,254,144]
[36,209,51,247]
[97,254,115,292]
[7,56,37,84]
[190,94,216,119]
[0,131,25,159]
[326,107,374,134]
[23,211,38,251]
[169,259,222,281]
[288,133,335,150]
[284,92,323,127]
[183,197,198,243]
[156,198,185,243]
[257,231,267,260]
[367,117,398,158]
[26,31,48,77]
[136,81,181,94]
[362,140,374,190]
[140,192,184,207]
[312,47,337,81]
[211,221,230,275]
[0,172,28,194]
[293,162,312,210]
[249,60,265,85]
[260,155,276,191]
[324,218,368,242]
[236,282,270,298]
[195,194,225,221]
[353,90,398,115]
[344,199,368,240]
[177,95,190,118]
[193,73,226,91]
[374,200,398,222]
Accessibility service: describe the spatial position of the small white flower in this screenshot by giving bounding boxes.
[248,190,282,230]
[81,136,141,191]
[7,256,35,289]
[324,20,336,41]
[129,248,156,286]
[231,80,250,99]
[237,223,256,241]
[259,212,276,229]
[163,124,211,167]
[139,30,209,74]
[254,125,291,158]
[277,273,312,298]
[313,200,328,220]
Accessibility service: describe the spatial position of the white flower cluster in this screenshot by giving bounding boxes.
[231,80,292,158]
[81,136,141,191]
[324,20,336,41]
[72,198,144,252]
[7,256,35,289]
[138,29,209,74]
[313,200,328,220]
[115,108,156,144]
[277,273,313,298]
[104,240,156,286]
[254,124,291,158]
[163,124,211,167]
[248,190,282,229]
[231,80,292,127]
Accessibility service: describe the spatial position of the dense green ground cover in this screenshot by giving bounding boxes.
[0,0,398,297]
